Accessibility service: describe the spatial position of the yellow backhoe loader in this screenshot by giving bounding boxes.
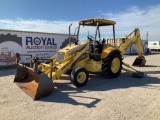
[14,18,146,100]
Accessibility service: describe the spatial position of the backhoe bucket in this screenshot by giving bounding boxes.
[14,65,54,100]
[132,57,146,67]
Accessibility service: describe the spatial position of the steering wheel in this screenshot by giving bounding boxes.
[95,40,100,45]
[87,35,94,42]
[102,38,106,44]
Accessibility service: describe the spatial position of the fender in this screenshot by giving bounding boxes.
[101,45,121,59]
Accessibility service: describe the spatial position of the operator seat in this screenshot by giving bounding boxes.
[96,38,106,54]
[90,38,106,61]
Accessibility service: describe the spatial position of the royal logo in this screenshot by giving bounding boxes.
[26,37,57,46]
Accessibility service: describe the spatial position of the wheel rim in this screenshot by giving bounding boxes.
[111,58,120,73]
[77,72,86,83]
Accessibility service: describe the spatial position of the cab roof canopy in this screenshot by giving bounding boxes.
[78,18,116,26]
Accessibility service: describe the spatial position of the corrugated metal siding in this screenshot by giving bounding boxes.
[0,29,76,36]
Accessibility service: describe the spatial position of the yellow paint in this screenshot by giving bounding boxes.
[77,72,86,83]
[84,60,102,72]
[101,46,121,59]
[111,58,120,73]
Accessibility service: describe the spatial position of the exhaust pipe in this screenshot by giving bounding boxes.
[69,24,72,46]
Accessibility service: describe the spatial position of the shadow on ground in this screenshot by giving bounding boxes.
[38,73,160,108]
[1,65,160,108]
[0,66,17,77]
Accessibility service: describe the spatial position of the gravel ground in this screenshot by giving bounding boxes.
[0,53,160,120]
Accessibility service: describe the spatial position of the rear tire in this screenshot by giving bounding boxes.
[71,67,89,87]
[102,52,122,78]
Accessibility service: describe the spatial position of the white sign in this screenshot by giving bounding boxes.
[0,30,76,66]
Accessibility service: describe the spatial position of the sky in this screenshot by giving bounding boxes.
[0,0,160,41]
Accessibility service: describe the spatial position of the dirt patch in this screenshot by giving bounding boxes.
[0,53,160,120]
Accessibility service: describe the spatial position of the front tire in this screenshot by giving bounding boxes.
[71,67,89,87]
[102,52,122,78]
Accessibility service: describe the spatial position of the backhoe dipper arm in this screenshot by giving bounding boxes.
[118,28,144,58]
[118,28,146,67]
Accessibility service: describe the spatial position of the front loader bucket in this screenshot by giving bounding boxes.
[14,65,54,100]
[132,57,146,67]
